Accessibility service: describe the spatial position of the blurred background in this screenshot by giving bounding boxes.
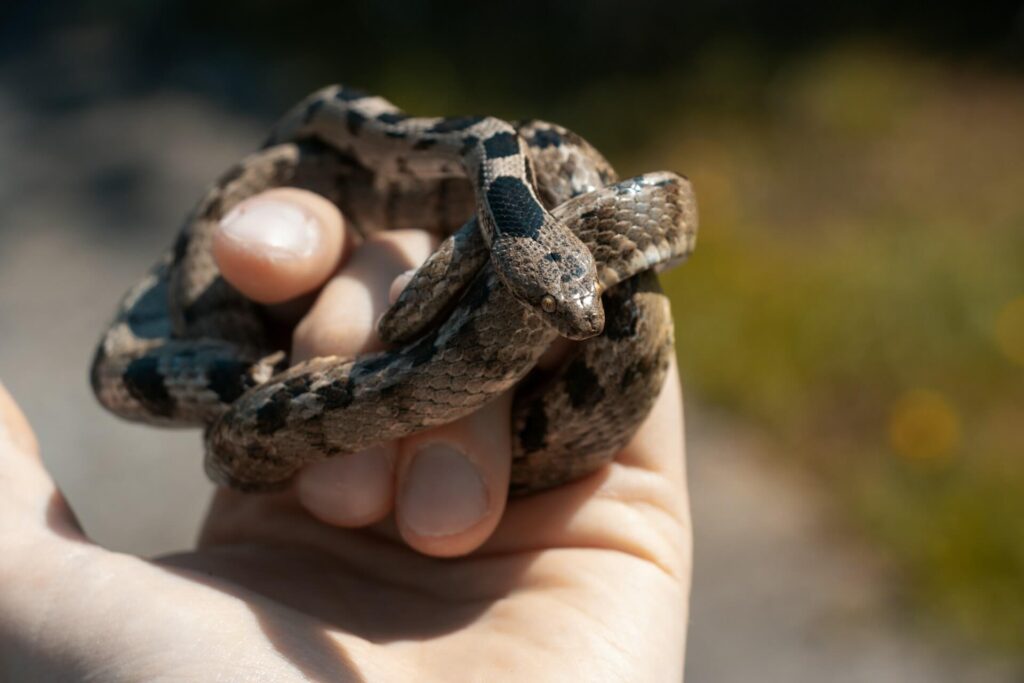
[1,1,1022,680]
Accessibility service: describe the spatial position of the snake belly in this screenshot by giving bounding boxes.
[91,87,698,494]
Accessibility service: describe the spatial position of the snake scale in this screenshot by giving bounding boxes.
[91,85,698,494]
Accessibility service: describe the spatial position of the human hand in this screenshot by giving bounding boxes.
[0,188,692,680]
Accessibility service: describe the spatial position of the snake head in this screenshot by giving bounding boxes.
[491,230,605,340]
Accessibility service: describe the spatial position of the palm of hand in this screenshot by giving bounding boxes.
[0,368,688,682]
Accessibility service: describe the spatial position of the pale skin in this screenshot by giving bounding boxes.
[0,188,692,681]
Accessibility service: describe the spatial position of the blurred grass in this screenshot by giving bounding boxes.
[643,43,1024,650]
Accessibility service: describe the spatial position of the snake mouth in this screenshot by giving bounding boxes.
[560,292,604,340]
[563,317,604,341]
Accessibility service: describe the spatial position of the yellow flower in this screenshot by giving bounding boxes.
[888,390,960,461]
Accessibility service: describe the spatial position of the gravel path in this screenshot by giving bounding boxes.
[685,415,1017,681]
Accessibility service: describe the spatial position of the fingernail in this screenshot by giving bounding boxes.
[220,199,319,258]
[400,443,489,537]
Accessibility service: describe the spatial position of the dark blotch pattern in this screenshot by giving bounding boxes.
[429,116,484,133]
[357,353,394,375]
[200,195,223,221]
[413,139,437,151]
[602,280,642,341]
[406,329,441,367]
[125,282,170,340]
[334,87,368,102]
[123,357,175,417]
[303,98,325,124]
[172,232,189,265]
[619,357,655,393]
[283,375,311,397]
[569,257,586,278]
[256,390,291,434]
[377,112,410,124]
[316,380,354,410]
[563,357,605,410]
[483,131,520,159]
[519,399,548,453]
[529,128,563,148]
[180,283,237,328]
[486,176,545,240]
[545,252,562,262]
[207,359,255,404]
[271,156,293,179]
[559,128,587,148]
[459,276,492,311]
[459,135,480,157]
[345,109,367,136]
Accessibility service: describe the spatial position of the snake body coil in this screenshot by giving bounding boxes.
[91,86,698,494]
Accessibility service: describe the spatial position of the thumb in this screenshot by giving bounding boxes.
[0,380,86,543]
[393,390,514,558]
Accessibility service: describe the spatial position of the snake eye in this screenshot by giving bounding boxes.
[541,295,557,314]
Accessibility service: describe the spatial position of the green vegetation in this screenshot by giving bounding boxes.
[313,42,1024,649]
[649,45,1024,650]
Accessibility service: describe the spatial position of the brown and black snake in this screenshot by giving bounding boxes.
[90,85,698,494]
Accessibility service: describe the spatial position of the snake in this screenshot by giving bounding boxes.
[90,85,698,494]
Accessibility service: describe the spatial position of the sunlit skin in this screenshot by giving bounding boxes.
[0,190,691,681]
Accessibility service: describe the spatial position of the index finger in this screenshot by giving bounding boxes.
[213,187,351,309]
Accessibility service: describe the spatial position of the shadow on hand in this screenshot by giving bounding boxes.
[141,477,603,683]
